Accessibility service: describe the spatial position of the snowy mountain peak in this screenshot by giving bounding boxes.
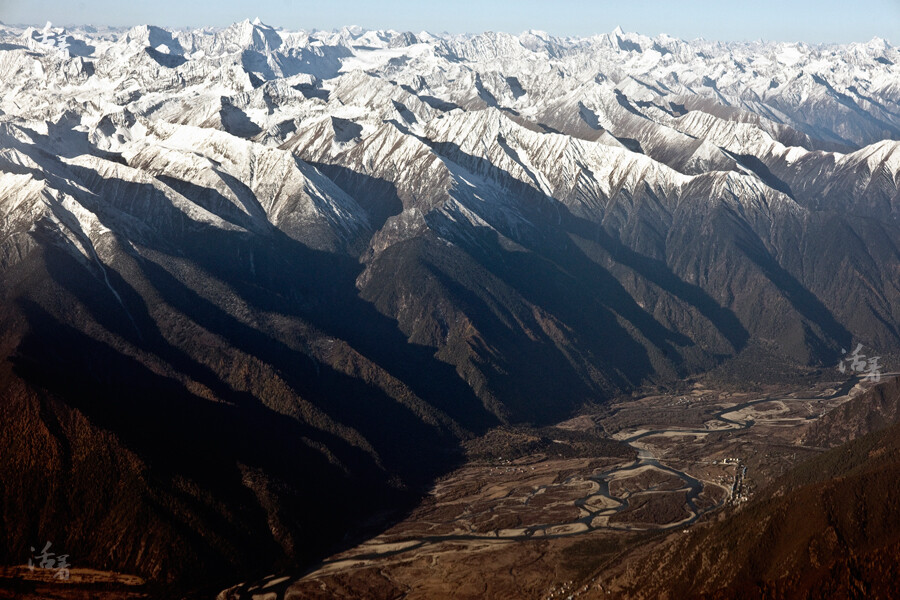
[866,36,890,50]
[340,25,366,38]
[23,21,72,55]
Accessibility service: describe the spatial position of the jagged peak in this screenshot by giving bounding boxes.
[340,25,365,38]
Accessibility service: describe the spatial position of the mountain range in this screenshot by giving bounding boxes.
[1,19,899,594]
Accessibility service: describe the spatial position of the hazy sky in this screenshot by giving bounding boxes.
[1,0,898,43]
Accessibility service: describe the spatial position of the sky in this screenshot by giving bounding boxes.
[1,0,898,43]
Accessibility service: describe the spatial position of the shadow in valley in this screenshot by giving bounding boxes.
[734,231,852,357]
[424,139,748,366]
[307,162,404,239]
[3,141,502,595]
[560,205,751,354]
[10,298,411,597]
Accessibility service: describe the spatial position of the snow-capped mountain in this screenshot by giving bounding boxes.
[1,19,900,590]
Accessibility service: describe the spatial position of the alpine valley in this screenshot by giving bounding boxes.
[1,18,900,599]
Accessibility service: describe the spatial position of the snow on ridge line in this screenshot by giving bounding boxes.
[1,21,894,53]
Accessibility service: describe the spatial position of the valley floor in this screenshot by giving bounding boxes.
[220,374,884,600]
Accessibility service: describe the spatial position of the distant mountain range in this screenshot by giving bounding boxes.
[1,19,899,592]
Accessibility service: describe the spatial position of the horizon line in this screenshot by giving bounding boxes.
[0,18,894,47]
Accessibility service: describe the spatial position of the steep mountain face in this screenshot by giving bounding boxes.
[803,376,900,447]
[1,20,900,590]
[600,377,900,600]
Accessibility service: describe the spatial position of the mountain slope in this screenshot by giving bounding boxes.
[598,377,900,599]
